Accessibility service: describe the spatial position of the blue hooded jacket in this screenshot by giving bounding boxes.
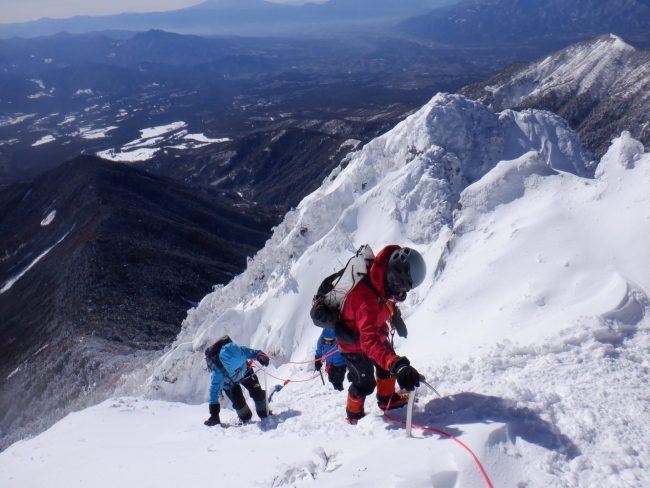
[208,342,261,405]
[316,328,345,368]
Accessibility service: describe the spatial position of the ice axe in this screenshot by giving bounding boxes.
[419,375,442,398]
[405,377,441,438]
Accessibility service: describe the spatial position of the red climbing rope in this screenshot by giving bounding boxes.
[252,363,323,384]
[260,348,338,365]
[383,409,494,488]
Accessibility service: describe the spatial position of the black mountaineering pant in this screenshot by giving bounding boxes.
[224,370,268,421]
[328,365,346,391]
[342,353,391,398]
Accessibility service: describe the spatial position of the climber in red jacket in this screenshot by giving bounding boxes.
[336,245,427,423]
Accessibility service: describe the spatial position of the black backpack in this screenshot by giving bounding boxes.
[205,335,232,374]
[310,245,376,343]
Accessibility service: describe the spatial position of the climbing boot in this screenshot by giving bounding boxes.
[204,403,221,426]
[376,376,408,410]
[346,393,366,424]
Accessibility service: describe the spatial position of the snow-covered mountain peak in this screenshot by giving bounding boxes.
[461,34,650,157]
[147,93,592,402]
[476,34,648,107]
[607,33,634,51]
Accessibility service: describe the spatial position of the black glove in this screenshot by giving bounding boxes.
[314,358,323,371]
[256,351,270,367]
[204,403,220,426]
[390,357,420,391]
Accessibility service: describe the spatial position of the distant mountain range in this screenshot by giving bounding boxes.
[0,156,277,450]
[0,0,455,38]
[0,29,514,203]
[402,0,650,49]
[461,35,650,156]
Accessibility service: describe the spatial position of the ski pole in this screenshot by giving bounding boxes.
[419,375,442,398]
[318,369,325,385]
[405,390,416,438]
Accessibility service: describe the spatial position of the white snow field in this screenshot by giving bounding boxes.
[1,94,649,487]
[96,122,229,162]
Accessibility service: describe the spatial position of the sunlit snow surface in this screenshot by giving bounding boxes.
[2,95,649,487]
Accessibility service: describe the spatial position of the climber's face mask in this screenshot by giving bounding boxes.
[388,291,407,303]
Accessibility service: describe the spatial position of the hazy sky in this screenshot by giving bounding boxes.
[0,0,327,24]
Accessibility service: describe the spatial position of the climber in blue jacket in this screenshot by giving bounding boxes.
[203,336,271,426]
[315,328,347,391]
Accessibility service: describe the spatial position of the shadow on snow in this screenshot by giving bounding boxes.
[385,392,580,459]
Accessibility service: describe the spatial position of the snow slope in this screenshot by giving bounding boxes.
[1,94,649,487]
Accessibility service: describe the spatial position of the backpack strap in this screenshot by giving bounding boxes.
[360,274,384,306]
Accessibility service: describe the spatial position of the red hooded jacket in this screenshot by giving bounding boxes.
[337,245,400,371]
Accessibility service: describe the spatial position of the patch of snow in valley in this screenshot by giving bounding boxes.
[0,229,72,294]
[183,133,230,144]
[32,135,55,147]
[27,92,52,100]
[77,126,118,140]
[96,123,229,161]
[40,210,56,227]
[97,147,160,163]
[29,79,45,90]
[0,114,36,127]
[5,367,21,381]
[58,115,76,126]
[73,88,94,97]
[140,121,187,139]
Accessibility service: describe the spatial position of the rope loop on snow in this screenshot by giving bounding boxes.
[383,397,494,488]
[252,363,322,384]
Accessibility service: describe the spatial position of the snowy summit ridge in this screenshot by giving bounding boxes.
[148,93,592,402]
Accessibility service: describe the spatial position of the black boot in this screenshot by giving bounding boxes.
[204,403,221,426]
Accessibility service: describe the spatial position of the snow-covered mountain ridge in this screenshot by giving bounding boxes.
[148,93,592,402]
[462,34,650,155]
[1,93,649,487]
